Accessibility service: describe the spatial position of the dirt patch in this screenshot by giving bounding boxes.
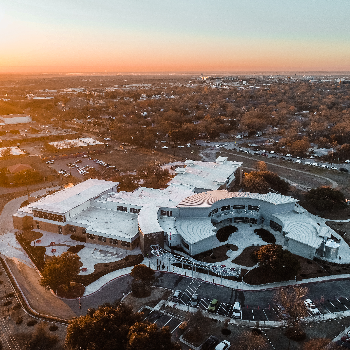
[243,252,350,285]
[254,228,276,244]
[194,244,238,263]
[232,246,259,267]
[122,286,172,313]
[97,147,177,173]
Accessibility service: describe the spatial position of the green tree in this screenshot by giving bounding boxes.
[127,322,181,350]
[305,186,347,212]
[130,264,155,297]
[40,252,81,292]
[242,171,289,194]
[65,303,180,350]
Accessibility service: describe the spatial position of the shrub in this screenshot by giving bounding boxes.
[16,316,23,325]
[216,226,237,242]
[49,324,58,332]
[12,303,21,311]
[27,320,38,327]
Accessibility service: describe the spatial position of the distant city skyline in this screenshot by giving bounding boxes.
[1,0,350,73]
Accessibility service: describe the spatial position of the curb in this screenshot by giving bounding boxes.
[0,255,69,325]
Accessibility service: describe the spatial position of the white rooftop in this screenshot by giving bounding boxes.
[168,158,242,190]
[70,207,138,241]
[23,179,117,215]
[178,190,297,207]
[273,211,326,248]
[175,217,215,244]
[103,184,194,208]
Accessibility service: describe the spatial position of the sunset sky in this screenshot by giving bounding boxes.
[1,0,350,73]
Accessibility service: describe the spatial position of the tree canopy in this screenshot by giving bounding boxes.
[304,186,347,212]
[130,264,155,297]
[254,244,301,281]
[274,286,308,328]
[65,303,180,350]
[242,170,289,195]
[40,252,81,292]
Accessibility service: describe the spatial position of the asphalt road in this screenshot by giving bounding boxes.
[59,270,350,322]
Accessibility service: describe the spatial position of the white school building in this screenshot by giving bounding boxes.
[13,157,340,260]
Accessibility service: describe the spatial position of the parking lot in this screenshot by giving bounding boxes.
[141,307,183,335]
[164,274,350,323]
[47,156,110,179]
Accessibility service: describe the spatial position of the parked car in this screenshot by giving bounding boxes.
[215,340,231,350]
[207,299,218,312]
[173,290,181,299]
[190,294,199,307]
[231,301,242,319]
[201,335,220,350]
[304,299,320,315]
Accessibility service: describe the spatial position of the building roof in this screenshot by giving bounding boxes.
[174,217,215,244]
[26,179,117,214]
[103,184,194,208]
[178,190,297,207]
[69,207,138,241]
[168,158,242,190]
[0,114,32,124]
[273,211,326,248]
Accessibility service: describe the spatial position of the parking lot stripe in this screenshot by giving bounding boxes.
[263,310,269,321]
[171,323,181,334]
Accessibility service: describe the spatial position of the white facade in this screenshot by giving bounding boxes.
[0,114,32,124]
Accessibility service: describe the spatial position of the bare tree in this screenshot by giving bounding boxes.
[236,330,268,350]
[275,286,308,328]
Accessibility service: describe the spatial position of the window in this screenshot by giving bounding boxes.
[249,218,258,224]
[110,239,118,245]
[232,205,245,210]
[81,228,86,235]
[33,210,66,222]
[98,236,106,242]
[87,234,95,240]
[160,210,166,216]
[68,225,76,233]
[117,206,127,212]
[182,240,190,250]
[58,226,62,234]
[121,241,130,247]
[234,217,248,223]
[130,208,141,214]
[270,220,282,232]
[221,205,230,211]
[36,222,40,229]
[248,205,259,211]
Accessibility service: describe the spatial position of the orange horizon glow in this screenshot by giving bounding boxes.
[1,1,350,74]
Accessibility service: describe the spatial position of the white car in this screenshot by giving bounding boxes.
[215,340,230,350]
[231,301,242,319]
[173,290,181,298]
[304,299,320,315]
